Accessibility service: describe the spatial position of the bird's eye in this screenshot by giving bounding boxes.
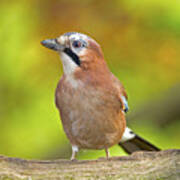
[72,40,82,48]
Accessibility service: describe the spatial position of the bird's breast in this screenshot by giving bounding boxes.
[56,76,126,149]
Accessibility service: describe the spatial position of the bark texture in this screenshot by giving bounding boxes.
[0,149,179,180]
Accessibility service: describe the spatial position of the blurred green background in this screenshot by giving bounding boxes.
[0,0,179,160]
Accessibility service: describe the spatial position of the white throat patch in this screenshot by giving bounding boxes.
[60,52,82,88]
[60,52,78,75]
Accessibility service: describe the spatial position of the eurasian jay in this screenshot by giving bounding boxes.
[41,32,160,160]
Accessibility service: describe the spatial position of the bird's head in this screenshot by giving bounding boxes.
[41,32,107,76]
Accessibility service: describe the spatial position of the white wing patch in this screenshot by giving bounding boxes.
[120,127,136,143]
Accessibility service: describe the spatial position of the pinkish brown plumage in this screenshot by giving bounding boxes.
[54,33,126,159]
[41,32,160,160]
[55,70,126,150]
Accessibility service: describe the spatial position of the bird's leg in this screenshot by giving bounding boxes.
[71,145,79,161]
[105,148,110,159]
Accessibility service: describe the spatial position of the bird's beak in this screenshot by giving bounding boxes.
[41,39,65,51]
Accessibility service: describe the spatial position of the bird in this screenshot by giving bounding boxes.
[41,32,160,160]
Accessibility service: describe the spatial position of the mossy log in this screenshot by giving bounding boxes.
[0,149,179,180]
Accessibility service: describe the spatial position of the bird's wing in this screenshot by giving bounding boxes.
[121,95,129,113]
[110,75,160,153]
[111,74,129,113]
[119,127,160,154]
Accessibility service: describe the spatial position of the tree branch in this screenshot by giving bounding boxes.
[0,149,179,179]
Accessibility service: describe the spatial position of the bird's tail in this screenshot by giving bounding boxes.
[119,127,160,154]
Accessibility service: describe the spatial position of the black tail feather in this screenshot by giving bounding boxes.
[119,134,160,154]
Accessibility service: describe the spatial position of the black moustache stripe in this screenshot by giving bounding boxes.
[64,48,81,66]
